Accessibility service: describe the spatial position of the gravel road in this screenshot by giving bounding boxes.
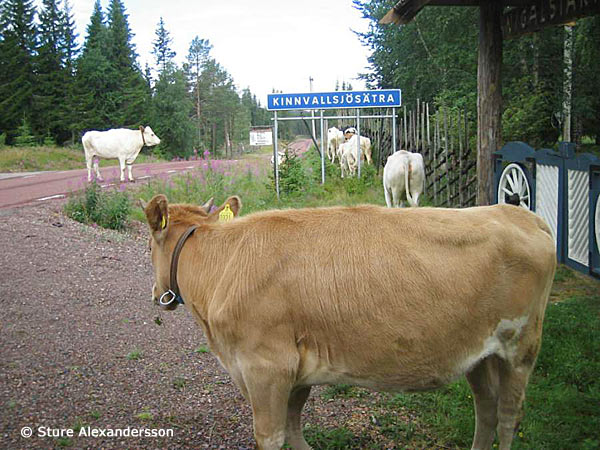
[0,199,410,449]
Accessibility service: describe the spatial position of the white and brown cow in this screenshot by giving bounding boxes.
[143,196,556,450]
[82,126,161,182]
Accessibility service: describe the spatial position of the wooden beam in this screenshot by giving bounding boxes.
[477,0,503,206]
[380,0,541,25]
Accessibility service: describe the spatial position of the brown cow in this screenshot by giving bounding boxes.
[143,196,556,450]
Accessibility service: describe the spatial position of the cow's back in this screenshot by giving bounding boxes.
[207,204,555,391]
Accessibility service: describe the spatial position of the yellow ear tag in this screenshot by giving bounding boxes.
[161,216,167,229]
[219,204,234,223]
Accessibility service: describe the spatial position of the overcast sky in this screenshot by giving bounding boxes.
[51,0,374,106]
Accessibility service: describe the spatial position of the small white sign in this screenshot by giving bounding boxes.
[250,129,273,146]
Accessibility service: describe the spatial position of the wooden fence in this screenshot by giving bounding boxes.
[359,102,477,208]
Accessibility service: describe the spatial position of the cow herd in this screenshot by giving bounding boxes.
[327,126,425,208]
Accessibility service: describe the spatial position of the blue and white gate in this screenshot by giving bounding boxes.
[493,141,600,279]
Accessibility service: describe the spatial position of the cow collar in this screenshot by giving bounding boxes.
[158,225,199,307]
[140,128,147,146]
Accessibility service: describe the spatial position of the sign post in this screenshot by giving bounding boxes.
[267,89,402,194]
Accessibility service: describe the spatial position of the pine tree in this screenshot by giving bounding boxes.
[0,0,38,142]
[33,0,67,141]
[61,0,80,143]
[105,0,147,127]
[184,36,212,148]
[151,19,193,157]
[152,17,176,74]
[74,0,113,131]
[152,67,194,158]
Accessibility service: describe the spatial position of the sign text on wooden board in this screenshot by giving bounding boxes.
[503,0,600,39]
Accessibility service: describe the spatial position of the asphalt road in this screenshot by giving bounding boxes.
[0,139,313,209]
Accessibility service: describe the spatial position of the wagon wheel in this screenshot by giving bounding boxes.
[497,163,532,210]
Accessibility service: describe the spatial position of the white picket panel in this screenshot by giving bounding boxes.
[567,169,589,267]
[535,164,559,248]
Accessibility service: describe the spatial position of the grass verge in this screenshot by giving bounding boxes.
[0,145,160,172]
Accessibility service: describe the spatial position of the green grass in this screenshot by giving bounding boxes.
[132,146,389,225]
[304,425,374,449]
[0,145,161,172]
[64,181,131,230]
[365,276,600,449]
[136,411,154,421]
[126,349,143,360]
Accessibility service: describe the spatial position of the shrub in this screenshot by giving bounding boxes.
[268,150,309,197]
[14,118,37,147]
[64,182,131,230]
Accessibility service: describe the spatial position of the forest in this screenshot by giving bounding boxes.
[0,0,271,158]
[355,0,600,149]
[1,0,598,159]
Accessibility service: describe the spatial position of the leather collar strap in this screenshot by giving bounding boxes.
[140,128,147,146]
[158,225,199,306]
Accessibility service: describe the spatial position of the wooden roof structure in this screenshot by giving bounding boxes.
[380,0,600,205]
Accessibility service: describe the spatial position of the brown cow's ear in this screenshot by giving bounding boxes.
[201,197,214,214]
[144,194,169,237]
[208,196,242,223]
[139,198,148,210]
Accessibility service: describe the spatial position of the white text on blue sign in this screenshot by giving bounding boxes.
[267,89,401,111]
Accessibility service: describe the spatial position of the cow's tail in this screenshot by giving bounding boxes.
[404,155,416,207]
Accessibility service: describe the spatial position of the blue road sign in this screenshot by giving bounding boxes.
[267,89,401,111]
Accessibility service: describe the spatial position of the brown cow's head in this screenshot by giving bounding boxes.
[142,194,241,310]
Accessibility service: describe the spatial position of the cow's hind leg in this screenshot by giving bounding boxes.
[384,186,393,207]
[85,153,94,182]
[285,386,312,450]
[93,158,103,181]
[466,356,500,450]
[496,356,535,450]
[118,157,126,182]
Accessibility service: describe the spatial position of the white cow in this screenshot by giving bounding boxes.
[82,126,161,182]
[342,128,373,165]
[327,127,344,164]
[339,134,374,177]
[270,151,287,167]
[383,150,425,207]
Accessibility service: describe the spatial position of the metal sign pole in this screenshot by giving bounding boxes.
[392,107,397,153]
[273,111,280,199]
[357,108,362,178]
[320,110,325,184]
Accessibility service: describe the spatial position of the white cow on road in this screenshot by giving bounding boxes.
[82,126,161,182]
[327,127,345,164]
[383,150,425,207]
